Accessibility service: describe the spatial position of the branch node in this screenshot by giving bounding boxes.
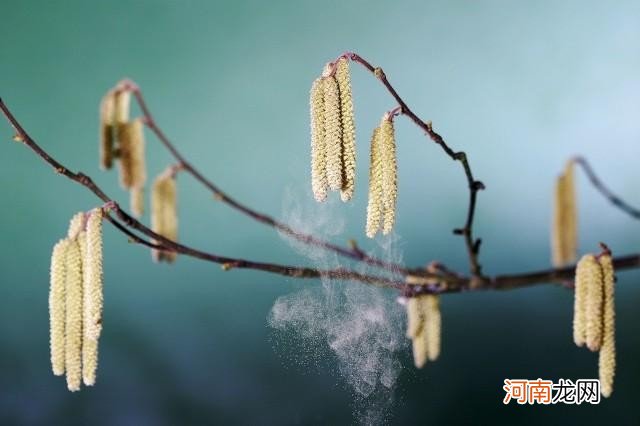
[373,67,385,80]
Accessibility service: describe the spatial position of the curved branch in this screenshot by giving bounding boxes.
[128,85,411,275]
[573,156,640,219]
[345,52,485,277]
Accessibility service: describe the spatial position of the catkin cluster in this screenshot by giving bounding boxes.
[573,252,616,397]
[100,83,147,218]
[551,160,577,266]
[151,167,178,263]
[310,58,356,202]
[366,114,397,238]
[49,209,104,391]
[405,276,442,369]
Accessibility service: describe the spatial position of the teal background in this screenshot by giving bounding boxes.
[1,1,639,424]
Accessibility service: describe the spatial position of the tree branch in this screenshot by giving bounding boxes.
[345,52,485,277]
[573,156,640,219]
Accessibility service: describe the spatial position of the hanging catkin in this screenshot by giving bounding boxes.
[598,254,616,397]
[117,118,146,191]
[336,58,356,202]
[380,115,397,235]
[151,168,178,262]
[310,78,328,202]
[114,88,131,124]
[82,209,103,386]
[551,161,577,267]
[99,91,116,170]
[573,254,591,347]
[365,127,384,238]
[64,238,83,392]
[130,186,144,218]
[49,239,68,376]
[584,255,604,352]
[425,295,441,361]
[323,67,343,192]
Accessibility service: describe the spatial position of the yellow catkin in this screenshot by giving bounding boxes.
[380,115,397,235]
[64,238,83,392]
[406,297,424,339]
[310,78,328,202]
[551,161,577,267]
[82,209,103,386]
[67,212,86,240]
[336,58,356,202]
[424,295,441,361]
[117,118,147,191]
[49,239,68,376]
[114,89,131,124]
[412,328,428,369]
[151,169,178,263]
[573,254,591,347]
[99,91,116,170]
[131,186,144,218]
[365,127,384,238]
[598,254,616,397]
[323,73,343,192]
[584,255,604,352]
[85,209,104,341]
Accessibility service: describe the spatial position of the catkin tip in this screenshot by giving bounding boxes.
[151,168,178,263]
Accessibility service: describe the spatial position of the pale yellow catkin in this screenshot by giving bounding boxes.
[551,161,577,267]
[424,295,441,361]
[406,297,424,339]
[67,212,86,240]
[412,328,429,369]
[151,169,178,263]
[82,209,103,386]
[310,78,328,202]
[114,89,131,124]
[64,238,83,392]
[49,239,68,376]
[598,254,616,397]
[336,58,356,202]
[99,91,116,170]
[380,115,397,235]
[131,186,144,218]
[117,118,147,191]
[573,254,591,347]
[323,72,343,192]
[365,127,384,238]
[584,255,604,352]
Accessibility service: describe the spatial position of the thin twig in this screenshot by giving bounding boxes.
[346,52,485,277]
[573,156,640,219]
[130,88,412,275]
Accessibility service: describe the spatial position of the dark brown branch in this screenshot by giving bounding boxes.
[0,98,407,290]
[127,83,410,275]
[346,52,485,277]
[573,156,640,219]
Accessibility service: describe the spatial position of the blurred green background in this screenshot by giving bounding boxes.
[1,1,639,424]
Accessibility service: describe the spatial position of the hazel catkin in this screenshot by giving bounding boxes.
[380,114,397,235]
[151,168,178,263]
[64,238,83,392]
[598,254,616,397]
[365,127,384,238]
[49,239,68,376]
[323,71,343,192]
[336,58,356,202]
[551,160,577,267]
[99,91,116,170]
[310,78,328,202]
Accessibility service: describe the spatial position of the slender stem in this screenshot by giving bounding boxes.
[573,156,640,219]
[347,52,485,277]
[131,89,411,275]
